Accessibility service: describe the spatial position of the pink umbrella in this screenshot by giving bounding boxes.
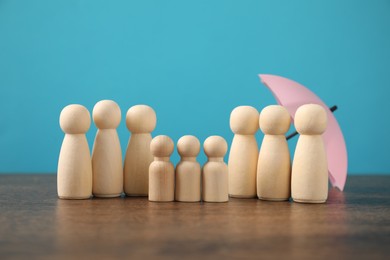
[259,74,348,191]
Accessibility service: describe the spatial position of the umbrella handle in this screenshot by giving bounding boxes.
[286,105,338,140]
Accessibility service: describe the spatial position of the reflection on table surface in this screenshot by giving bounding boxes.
[0,175,389,259]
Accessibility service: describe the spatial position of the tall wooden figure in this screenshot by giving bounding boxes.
[124,105,156,196]
[57,104,92,199]
[175,135,201,202]
[202,136,229,202]
[92,100,123,198]
[257,105,291,201]
[228,106,259,198]
[149,135,175,202]
[292,104,328,203]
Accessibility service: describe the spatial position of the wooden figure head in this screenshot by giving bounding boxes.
[150,135,174,158]
[230,106,259,135]
[295,104,327,135]
[203,136,228,158]
[59,104,91,134]
[260,105,291,135]
[93,100,121,129]
[177,135,200,158]
[126,105,156,133]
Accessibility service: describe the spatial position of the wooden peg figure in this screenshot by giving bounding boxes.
[91,100,123,198]
[257,105,291,201]
[124,105,157,196]
[149,135,175,202]
[228,106,259,198]
[202,136,229,202]
[175,135,201,202]
[292,104,328,203]
[57,104,92,199]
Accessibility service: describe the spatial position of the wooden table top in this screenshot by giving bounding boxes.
[0,175,389,259]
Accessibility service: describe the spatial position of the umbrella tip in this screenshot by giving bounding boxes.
[332,183,345,191]
[258,74,265,83]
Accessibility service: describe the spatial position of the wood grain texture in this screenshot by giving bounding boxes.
[92,130,123,197]
[228,106,259,198]
[124,105,156,196]
[149,135,175,202]
[58,104,92,199]
[292,104,328,203]
[202,136,229,202]
[0,175,389,259]
[92,100,123,198]
[257,105,291,201]
[175,135,201,202]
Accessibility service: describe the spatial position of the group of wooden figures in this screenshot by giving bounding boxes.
[57,100,329,204]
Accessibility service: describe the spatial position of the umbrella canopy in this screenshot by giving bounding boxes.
[259,74,348,191]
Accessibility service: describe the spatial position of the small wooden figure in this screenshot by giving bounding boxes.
[292,104,328,203]
[124,105,156,196]
[202,136,229,202]
[149,135,175,202]
[228,106,259,198]
[57,104,92,199]
[257,105,291,201]
[91,100,123,198]
[175,135,201,202]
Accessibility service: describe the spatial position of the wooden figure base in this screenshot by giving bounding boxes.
[293,198,327,204]
[148,200,174,203]
[258,197,289,202]
[58,196,91,200]
[229,194,256,199]
[176,200,200,203]
[93,193,122,198]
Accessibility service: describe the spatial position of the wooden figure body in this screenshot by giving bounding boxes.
[57,104,92,199]
[124,105,156,196]
[175,135,201,202]
[149,135,175,202]
[92,100,123,198]
[257,105,291,201]
[202,136,229,202]
[228,106,259,198]
[292,104,328,203]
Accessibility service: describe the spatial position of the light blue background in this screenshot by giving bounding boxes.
[0,0,389,174]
